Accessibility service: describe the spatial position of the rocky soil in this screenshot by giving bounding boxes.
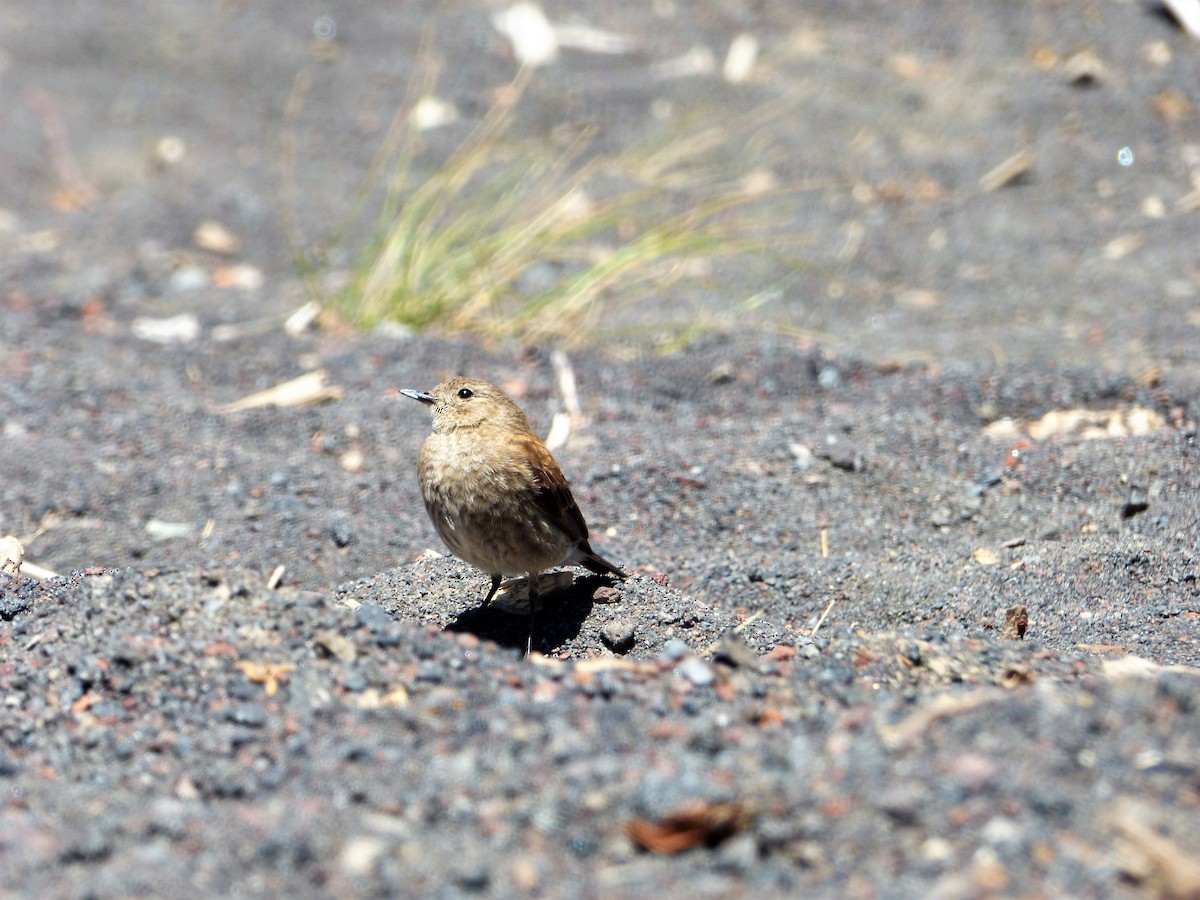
[2,1,1200,897]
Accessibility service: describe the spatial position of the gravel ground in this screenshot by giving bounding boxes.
[3,1,1200,897]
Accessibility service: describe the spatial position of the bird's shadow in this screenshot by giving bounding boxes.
[445,574,611,653]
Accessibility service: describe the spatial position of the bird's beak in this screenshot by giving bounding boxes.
[400,388,437,405]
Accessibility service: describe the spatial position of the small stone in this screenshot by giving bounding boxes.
[224,703,267,728]
[0,535,24,576]
[600,619,636,654]
[593,585,621,604]
[715,832,758,873]
[788,443,814,468]
[1121,486,1149,519]
[194,220,241,255]
[972,547,1000,566]
[454,860,491,892]
[1062,48,1108,86]
[875,786,924,826]
[167,266,209,294]
[819,436,864,472]
[355,601,393,633]
[929,506,953,528]
[338,448,365,474]
[661,638,690,662]
[61,828,112,863]
[144,519,191,540]
[341,671,368,692]
[314,630,356,662]
[0,594,31,621]
[713,634,757,668]
[707,362,736,384]
[339,835,389,877]
[330,521,354,548]
[678,657,715,687]
[415,661,446,683]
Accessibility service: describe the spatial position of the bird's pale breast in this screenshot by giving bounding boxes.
[417,429,573,576]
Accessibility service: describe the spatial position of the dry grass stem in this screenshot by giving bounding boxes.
[280,59,817,342]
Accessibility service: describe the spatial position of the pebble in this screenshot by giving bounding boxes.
[713,634,759,668]
[592,585,622,604]
[224,704,267,727]
[330,521,354,548]
[678,657,715,687]
[599,619,636,653]
[0,594,32,620]
[661,638,691,661]
[354,601,393,633]
[167,266,209,293]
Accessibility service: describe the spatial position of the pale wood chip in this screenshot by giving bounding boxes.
[217,370,344,413]
[979,149,1035,192]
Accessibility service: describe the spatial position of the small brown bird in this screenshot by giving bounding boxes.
[401,377,624,650]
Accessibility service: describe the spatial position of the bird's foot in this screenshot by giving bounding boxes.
[488,572,572,615]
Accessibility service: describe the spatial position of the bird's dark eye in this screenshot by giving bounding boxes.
[457,387,474,399]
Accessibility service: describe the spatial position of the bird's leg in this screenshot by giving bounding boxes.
[525,573,539,657]
[483,573,501,606]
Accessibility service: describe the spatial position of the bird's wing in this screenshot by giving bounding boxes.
[514,433,591,544]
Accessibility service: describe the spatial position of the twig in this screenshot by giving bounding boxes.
[25,88,98,207]
[1109,800,1200,899]
[809,597,836,637]
[215,371,344,413]
[573,657,660,677]
[979,149,1035,192]
[877,688,1006,750]
[21,560,59,581]
[551,349,585,426]
[701,609,765,656]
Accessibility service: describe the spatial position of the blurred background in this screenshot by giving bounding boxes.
[2,0,1199,370]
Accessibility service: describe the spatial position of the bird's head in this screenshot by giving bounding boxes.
[401,378,532,434]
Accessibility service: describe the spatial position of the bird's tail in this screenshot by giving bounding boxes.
[576,542,626,580]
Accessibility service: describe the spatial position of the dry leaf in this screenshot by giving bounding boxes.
[236,661,296,696]
[627,800,754,853]
[1000,605,1028,640]
[973,547,1000,566]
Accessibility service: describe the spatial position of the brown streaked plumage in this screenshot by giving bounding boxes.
[400,377,624,650]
